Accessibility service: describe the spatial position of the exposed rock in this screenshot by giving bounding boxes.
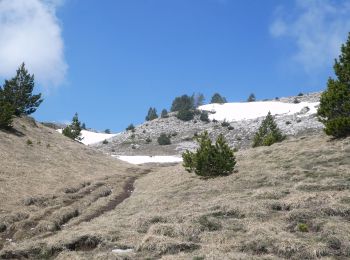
[94,92,323,156]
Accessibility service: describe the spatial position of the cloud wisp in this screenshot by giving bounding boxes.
[270,0,350,74]
[0,0,67,88]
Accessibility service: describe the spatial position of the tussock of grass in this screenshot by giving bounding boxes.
[137,235,200,255]
[52,207,79,226]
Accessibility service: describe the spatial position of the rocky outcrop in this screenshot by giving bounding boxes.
[94,92,323,155]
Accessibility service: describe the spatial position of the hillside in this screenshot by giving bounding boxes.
[0,117,148,253]
[94,92,323,156]
[1,129,350,259]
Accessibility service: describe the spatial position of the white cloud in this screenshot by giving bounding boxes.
[270,0,350,73]
[0,0,67,88]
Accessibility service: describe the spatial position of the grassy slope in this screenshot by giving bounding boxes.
[1,130,349,259]
[0,117,146,252]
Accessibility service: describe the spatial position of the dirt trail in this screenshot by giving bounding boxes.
[76,176,137,224]
[0,167,153,252]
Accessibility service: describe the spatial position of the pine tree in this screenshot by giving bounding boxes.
[199,111,210,122]
[247,93,256,102]
[176,108,194,121]
[183,131,236,177]
[0,89,15,129]
[2,63,42,116]
[252,112,285,147]
[171,95,194,112]
[161,109,169,118]
[318,32,350,138]
[145,107,158,121]
[210,93,227,104]
[157,133,171,145]
[126,123,135,132]
[63,113,83,141]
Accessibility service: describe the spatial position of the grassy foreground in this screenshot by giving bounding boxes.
[1,119,350,259]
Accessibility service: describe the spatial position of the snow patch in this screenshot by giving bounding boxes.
[113,155,183,164]
[112,248,133,254]
[199,101,319,122]
[57,129,118,145]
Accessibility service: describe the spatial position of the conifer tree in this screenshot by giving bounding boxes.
[126,123,135,132]
[2,63,42,116]
[0,89,15,129]
[183,131,236,177]
[161,109,169,118]
[157,133,171,145]
[200,111,210,122]
[247,93,256,102]
[145,107,158,121]
[252,112,285,147]
[171,95,194,112]
[63,113,83,141]
[210,93,227,104]
[318,32,350,138]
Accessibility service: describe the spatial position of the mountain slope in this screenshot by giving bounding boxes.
[0,116,145,251]
[1,133,350,259]
[95,92,323,156]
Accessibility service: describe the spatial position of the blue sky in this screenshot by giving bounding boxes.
[1,0,350,132]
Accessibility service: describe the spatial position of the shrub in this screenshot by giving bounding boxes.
[210,93,227,104]
[298,223,309,232]
[318,33,350,138]
[252,112,285,147]
[146,137,152,143]
[146,107,158,121]
[182,131,236,177]
[199,111,210,122]
[247,93,256,102]
[198,215,221,231]
[26,139,33,145]
[176,109,194,121]
[293,98,300,104]
[161,109,169,118]
[171,95,194,112]
[298,92,304,96]
[104,129,111,134]
[157,133,171,145]
[126,124,135,132]
[221,120,230,127]
[1,63,43,116]
[62,113,83,141]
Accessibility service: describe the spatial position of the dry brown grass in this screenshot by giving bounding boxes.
[0,117,147,253]
[1,117,350,259]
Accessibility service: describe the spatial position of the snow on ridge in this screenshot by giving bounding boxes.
[113,155,183,165]
[57,129,118,145]
[199,101,319,122]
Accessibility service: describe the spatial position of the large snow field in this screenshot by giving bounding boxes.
[199,101,319,122]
